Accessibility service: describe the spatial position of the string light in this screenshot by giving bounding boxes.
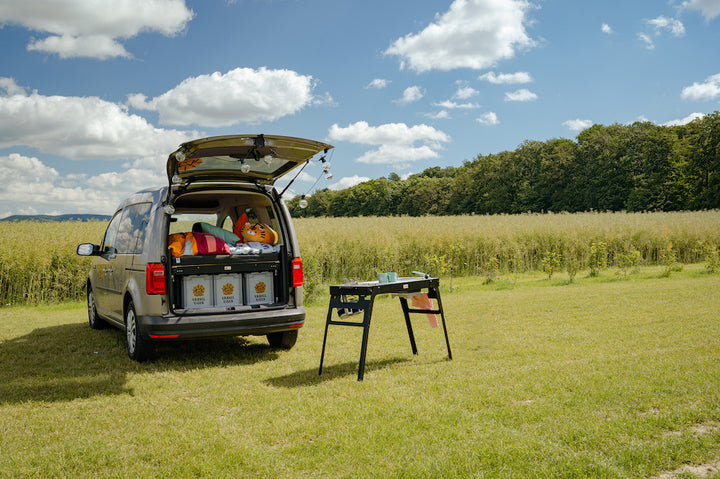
[278,148,335,209]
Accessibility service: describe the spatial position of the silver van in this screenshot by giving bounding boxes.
[77,134,332,361]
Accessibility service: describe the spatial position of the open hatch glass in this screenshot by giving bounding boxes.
[167,134,333,186]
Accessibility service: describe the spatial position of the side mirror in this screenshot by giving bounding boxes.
[77,243,100,256]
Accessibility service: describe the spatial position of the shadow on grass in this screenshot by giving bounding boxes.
[265,356,411,387]
[0,322,280,405]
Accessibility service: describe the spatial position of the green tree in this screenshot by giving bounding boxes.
[681,112,720,209]
[577,124,634,211]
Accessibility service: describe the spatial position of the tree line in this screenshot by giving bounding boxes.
[288,111,720,217]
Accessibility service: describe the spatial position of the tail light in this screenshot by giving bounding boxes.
[146,263,166,295]
[292,257,303,287]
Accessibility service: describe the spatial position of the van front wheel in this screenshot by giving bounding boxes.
[125,300,153,362]
[87,287,108,330]
[267,330,298,349]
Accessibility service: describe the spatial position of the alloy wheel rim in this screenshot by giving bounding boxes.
[88,291,95,324]
[127,309,136,353]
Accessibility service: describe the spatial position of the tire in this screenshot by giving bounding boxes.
[87,287,108,330]
[125,300,153,362]
[267,330,298,350]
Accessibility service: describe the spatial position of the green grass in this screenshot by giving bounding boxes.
[1,266,719,478]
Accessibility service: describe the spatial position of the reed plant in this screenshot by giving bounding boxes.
[0,221,104,305]
[1,210,719,306]
[295,210,720,299]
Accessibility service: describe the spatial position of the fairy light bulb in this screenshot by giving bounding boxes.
[299,196,308,209]
[240,161,251,174]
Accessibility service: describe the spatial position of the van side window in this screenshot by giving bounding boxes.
[244,208,258,223]
[115,202,153,254]
[221,216,234,232]
[101,211,123,253]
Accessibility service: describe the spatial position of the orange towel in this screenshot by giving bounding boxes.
[412,293,438,328]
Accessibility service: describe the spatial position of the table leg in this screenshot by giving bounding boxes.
[399,297,419,355]
[431,286,453,360]
[357,298,375,381]
[318,297,336,376]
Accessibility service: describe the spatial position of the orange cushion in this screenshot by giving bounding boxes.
[168,233,187,257]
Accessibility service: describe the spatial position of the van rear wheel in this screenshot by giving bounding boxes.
[267,330,298,349]
[125,300,153,362]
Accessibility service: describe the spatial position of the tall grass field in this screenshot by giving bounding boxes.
[3,210,718,305]
[1,267,719,477]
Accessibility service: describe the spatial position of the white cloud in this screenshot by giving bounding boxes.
[476,112,499,125]
[354,144,441,165]
[0,153,59,185]
[27,34,131,60]
[129,67,317,127]
[395,86,425,104]
[425,110,451,120]
[638,33,655,50]
[328,121,450,146]
[365,79,391,89]
[0,0,194,59]
[327,121,451,166]
[478,71,533,84]
[681,73,720,101]
[563,119,593,131]
[329,175,371,191]
[0,153,164,216]
[294,171,318,183]
[504,88,537,101]
[0,77,195,160]
[682,0,720,20]
[662,112,706,126]
[646,16,686,36]
[385,0,535,72]
[312,91,336,107]
[454,85,479,99]
[601,23,614,34]
[0,77,28,96]
[432,100,481,109]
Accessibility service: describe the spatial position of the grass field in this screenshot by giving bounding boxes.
[1,265,719,478]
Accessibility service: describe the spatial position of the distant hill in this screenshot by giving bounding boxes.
[0,214,111,223]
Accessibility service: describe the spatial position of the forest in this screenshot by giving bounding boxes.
[288,111,720,217]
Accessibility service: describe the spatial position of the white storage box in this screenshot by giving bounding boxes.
[214,274,243,307]
[182,275,214,309]
[245,272,275,305]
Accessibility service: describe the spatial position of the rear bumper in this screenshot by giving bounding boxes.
[137,306,305,340]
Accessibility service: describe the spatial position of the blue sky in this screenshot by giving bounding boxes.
[1,0,719,217]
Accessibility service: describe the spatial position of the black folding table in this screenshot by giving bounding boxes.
[318,277,452,381]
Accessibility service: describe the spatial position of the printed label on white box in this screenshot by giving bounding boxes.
[182,275,214,309]
[214,274,243,307]
[245,272,274,305]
